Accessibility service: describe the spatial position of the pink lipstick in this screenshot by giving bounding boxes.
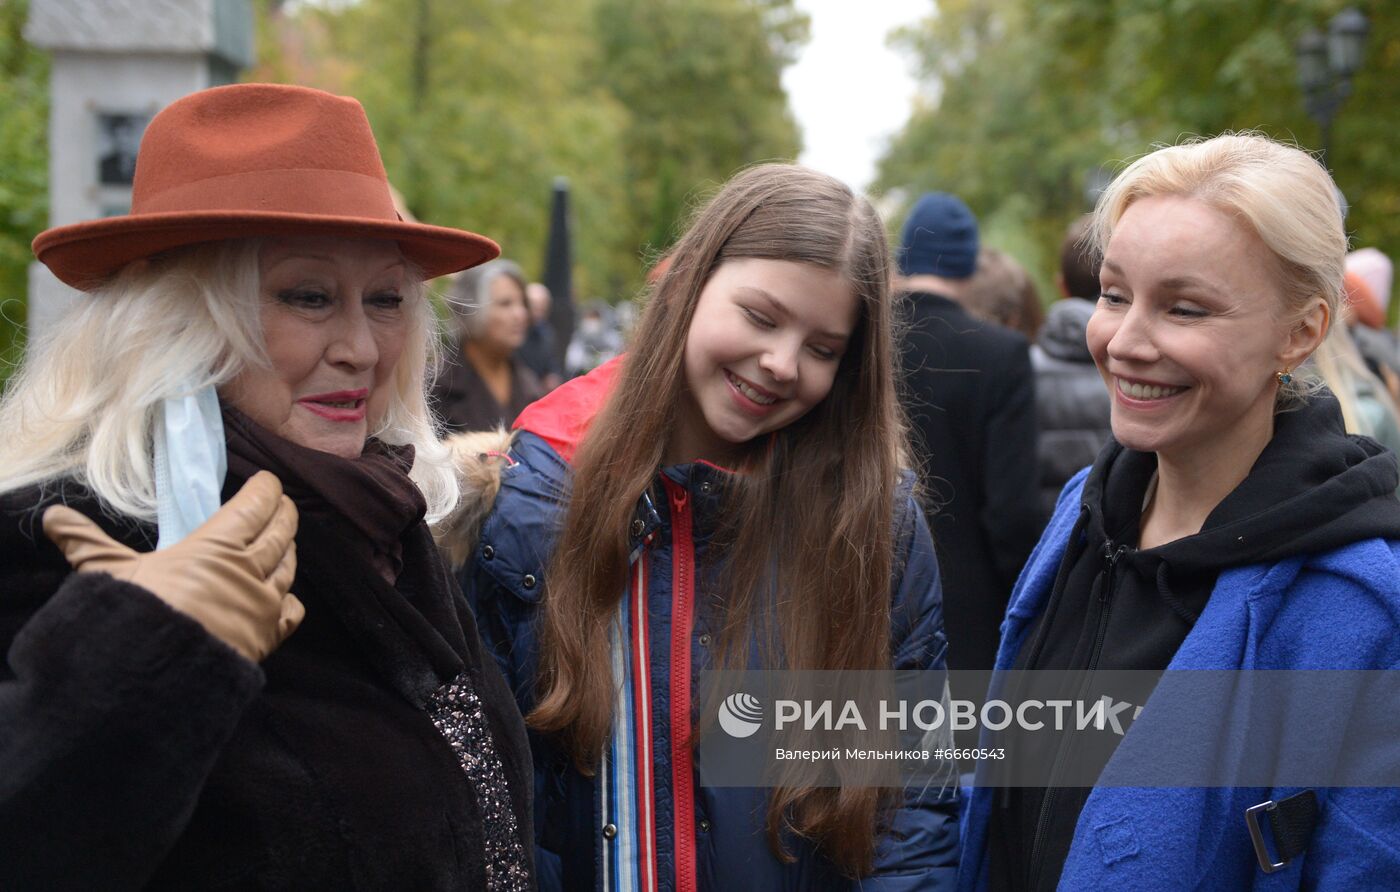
[298,388,369,422]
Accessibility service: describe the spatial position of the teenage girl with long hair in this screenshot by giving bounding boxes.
[448,163,959,890]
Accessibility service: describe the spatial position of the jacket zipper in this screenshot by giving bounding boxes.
[1087,542,1127,672]
[664,478,699,892]
[1026,540,1127,889]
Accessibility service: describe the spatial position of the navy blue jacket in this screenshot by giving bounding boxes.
[462,362,960,891]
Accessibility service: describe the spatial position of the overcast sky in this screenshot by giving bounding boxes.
[782,0,930,191]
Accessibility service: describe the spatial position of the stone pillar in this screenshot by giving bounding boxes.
[24,0,253,339]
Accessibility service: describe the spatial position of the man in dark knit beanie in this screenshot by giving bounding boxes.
[898,192,981,280]
[896,193,1043,719]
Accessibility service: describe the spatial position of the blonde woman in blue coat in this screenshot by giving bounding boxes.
[960,133,1400,890]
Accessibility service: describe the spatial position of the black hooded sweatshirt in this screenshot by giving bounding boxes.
[988,393,1400,892]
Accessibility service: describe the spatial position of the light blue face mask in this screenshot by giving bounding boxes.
[152,384,226,549]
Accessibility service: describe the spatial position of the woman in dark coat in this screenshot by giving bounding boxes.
[432,259,545,433]
[0,83,534,890]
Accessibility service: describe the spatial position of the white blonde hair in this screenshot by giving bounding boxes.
[0,239,461,522]
[1091,132,1345,404]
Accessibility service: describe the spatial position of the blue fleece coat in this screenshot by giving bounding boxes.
[958,468,1400,890]
[463,362,960,891]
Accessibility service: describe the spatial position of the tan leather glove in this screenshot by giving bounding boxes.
[43,470,304,663]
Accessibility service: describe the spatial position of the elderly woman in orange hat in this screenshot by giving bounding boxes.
[0,84,533,889]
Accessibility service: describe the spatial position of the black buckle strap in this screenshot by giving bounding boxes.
[1245,790,1318,873]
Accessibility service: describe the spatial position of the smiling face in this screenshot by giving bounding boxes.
[222,236,413,458]
[1086,194,1322,470]
[668,258,859,466]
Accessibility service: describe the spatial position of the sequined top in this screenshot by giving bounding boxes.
[428,672,532,891]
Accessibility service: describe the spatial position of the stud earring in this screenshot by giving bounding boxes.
[1276,368,1293,385]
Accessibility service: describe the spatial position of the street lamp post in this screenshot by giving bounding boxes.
[1295,7,1369,169]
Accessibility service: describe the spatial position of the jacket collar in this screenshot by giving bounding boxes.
[515,354,739,542]
[513,355,624,463]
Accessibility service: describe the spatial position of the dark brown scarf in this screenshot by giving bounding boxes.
[221,406,426,582]
[217,407,535,872]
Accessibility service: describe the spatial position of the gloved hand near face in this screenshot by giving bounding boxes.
[42,470,303,663]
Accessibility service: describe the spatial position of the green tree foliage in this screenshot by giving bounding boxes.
[0,0,48,383]
[876,0,1400,305]
[259,0,632,299]
[259,0,805,301]
[592,0,806,260]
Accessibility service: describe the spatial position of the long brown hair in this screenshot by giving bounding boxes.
[529,163,909,876]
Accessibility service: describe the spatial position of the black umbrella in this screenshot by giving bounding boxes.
[542,177,575,374]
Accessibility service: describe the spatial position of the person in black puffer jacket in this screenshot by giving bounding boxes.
[1031,217,1112,517]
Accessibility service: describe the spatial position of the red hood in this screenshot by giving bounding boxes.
[512,355,623,463]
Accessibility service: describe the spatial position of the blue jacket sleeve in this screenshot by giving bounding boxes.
[869,492,960,891]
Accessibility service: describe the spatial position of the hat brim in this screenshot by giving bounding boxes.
[33,210,501,290]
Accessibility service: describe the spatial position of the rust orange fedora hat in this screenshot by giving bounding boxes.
[33,83,499,290]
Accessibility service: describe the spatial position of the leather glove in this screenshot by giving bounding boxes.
[43,470,304,663]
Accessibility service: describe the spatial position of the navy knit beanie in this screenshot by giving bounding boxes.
[898,192,979,279]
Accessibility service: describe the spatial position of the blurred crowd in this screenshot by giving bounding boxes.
[440,199,1400,515]
[431,270,632,434]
